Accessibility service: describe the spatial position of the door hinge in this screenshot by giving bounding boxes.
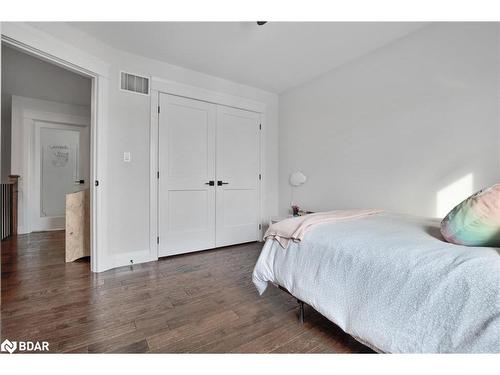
[157,171,159,179]
[158,106,160,114]
[259,174,261,180]
[259,123,262,130]
[157,237,159,244]
[259,224,262,230]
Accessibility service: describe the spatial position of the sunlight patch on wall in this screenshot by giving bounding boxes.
[436,173,474,218]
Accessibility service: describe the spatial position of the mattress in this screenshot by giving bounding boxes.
[252,212,500,353]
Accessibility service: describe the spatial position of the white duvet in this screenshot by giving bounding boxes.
[252,213,500,353]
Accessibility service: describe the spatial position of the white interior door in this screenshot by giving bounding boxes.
[32,121,89,232]
[215,105,260,247]
[158,93,216,256]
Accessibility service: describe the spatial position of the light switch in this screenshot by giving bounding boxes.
[123,152,131,162]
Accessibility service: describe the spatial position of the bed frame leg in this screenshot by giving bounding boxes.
[297,299,304,324]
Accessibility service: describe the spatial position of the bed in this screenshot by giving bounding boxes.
[252,212,500,353]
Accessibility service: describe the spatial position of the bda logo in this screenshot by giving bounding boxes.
[1,339,17,354]
[0,339,49,353]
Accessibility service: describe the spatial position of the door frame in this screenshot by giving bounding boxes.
[31,117,90,232]
[150,77,266,259]
[12,99,91,235]
[2,23,110,272]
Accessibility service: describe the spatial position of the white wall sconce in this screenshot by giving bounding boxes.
[289,171,307,187]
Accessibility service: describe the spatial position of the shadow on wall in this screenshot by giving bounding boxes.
[436,173,473,218]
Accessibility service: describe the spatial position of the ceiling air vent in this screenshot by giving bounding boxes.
[120,71,150,95]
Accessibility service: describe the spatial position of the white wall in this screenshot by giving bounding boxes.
[1,45,91,181]
[279,23,500,218]
[15,22,279,269]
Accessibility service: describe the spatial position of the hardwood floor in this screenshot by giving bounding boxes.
[1,231,373,353]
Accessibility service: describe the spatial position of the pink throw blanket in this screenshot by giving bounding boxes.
[265,209,382,249]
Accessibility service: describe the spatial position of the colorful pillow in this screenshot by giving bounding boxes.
[440,184,500,247]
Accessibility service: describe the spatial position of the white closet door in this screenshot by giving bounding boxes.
[215,105,260,247]
[159,94,216,256]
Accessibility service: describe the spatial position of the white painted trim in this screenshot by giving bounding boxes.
[24,110,90,127]
[151,76,266,113]
[258,115,265,241]
[107,249,156,270]
[151,82,267,255]
[149,90,159,261]
[92,75,109,272]
[2,28,110,272]
[1,23,110,78]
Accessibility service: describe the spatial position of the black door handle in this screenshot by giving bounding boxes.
[205,181,215,186]
[75,179,85,184]
[217,181,229,186]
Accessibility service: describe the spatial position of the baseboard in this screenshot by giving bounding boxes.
[16,226,64,234]
[17,226,29,235]
[33,227,65,232]
[95,249,158,273]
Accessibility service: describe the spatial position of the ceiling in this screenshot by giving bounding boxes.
[70,22,426,93]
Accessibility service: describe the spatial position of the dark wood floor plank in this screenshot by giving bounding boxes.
[1,231,373,353]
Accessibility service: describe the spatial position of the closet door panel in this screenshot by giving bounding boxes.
[215,105,260,247]
[159,94,216,256]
